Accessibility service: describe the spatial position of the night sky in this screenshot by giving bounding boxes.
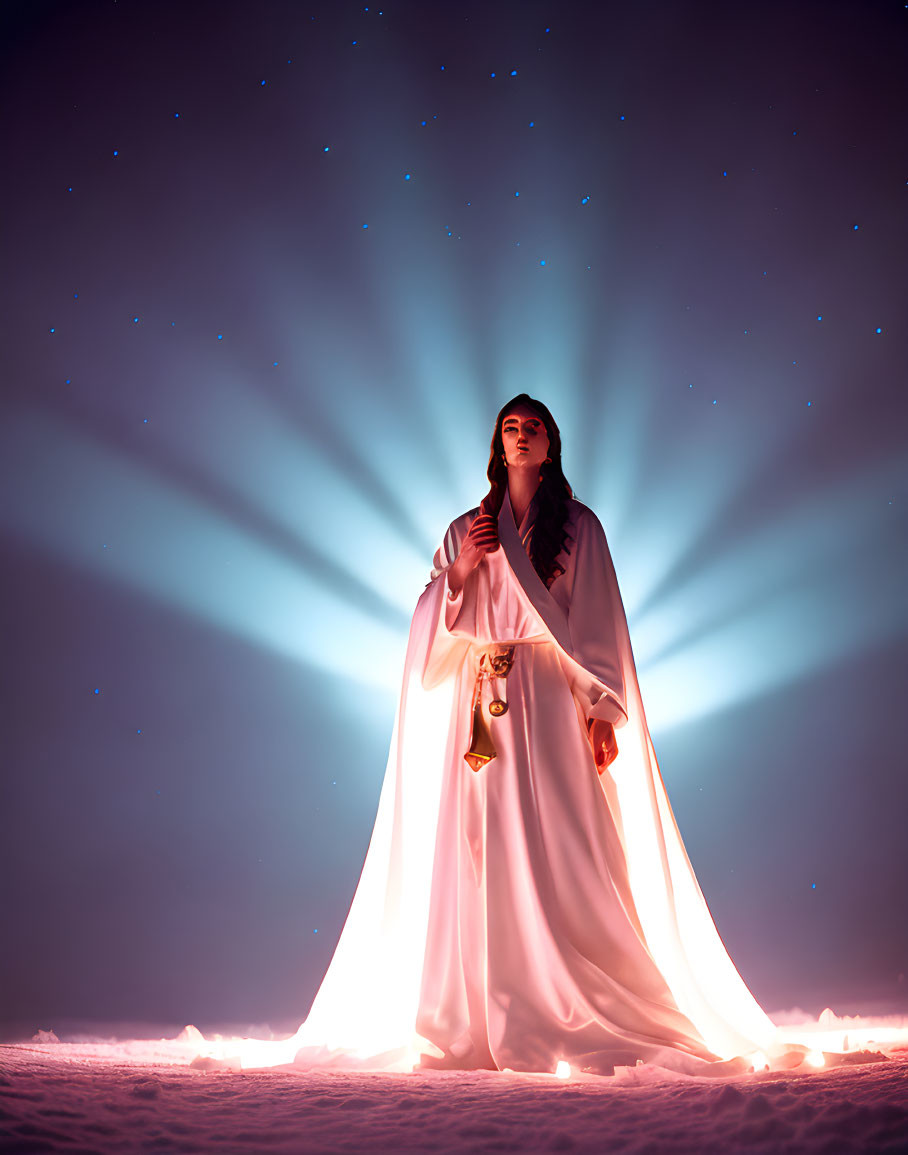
[1,0,906,1040]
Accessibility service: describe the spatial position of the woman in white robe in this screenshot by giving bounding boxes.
[289,394,778,1076]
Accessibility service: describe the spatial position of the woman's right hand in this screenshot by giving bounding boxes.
[447,511,499,595]
[588,718,619,773]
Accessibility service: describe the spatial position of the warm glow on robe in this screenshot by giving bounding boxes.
[276,492,787,1073]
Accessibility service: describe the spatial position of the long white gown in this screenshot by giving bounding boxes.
[288,491,777,1074]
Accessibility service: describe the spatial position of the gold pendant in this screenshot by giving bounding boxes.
[488,699,508,717]
[464,696,496,772]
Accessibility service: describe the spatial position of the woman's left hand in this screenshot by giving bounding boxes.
[588,718,618,773]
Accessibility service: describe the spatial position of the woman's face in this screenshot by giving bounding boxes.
[500,404,551,471]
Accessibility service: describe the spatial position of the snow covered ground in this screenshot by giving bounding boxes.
[2,1016,907,1154]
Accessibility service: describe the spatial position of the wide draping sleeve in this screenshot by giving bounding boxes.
[498,494,778,1060]
[286,532,473,1071]
[553,504,631,728]
[420,509,475,689]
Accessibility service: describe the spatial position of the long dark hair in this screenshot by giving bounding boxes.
[482,394,574,588]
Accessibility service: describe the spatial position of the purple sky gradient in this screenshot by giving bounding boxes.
[1,0,906,1038]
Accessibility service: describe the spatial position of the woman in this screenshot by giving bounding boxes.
[289,395,778,1076]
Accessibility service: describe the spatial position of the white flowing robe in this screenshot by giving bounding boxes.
[289,492,777,1073]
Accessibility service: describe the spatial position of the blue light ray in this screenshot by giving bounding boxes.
[261,275,490,536]
[140,369,430,613]
[488,262,590,441]
[0,409,410,694]
[364,262,489,509]
[639,554,906,734]
[615,410,789,618]
[632,456,903,671]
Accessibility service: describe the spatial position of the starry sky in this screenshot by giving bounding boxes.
[1,0,906,1038]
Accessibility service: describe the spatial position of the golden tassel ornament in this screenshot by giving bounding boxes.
[463,647,516,772]
[464,693,497,772]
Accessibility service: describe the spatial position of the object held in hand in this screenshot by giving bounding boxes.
[468,510,499,553]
